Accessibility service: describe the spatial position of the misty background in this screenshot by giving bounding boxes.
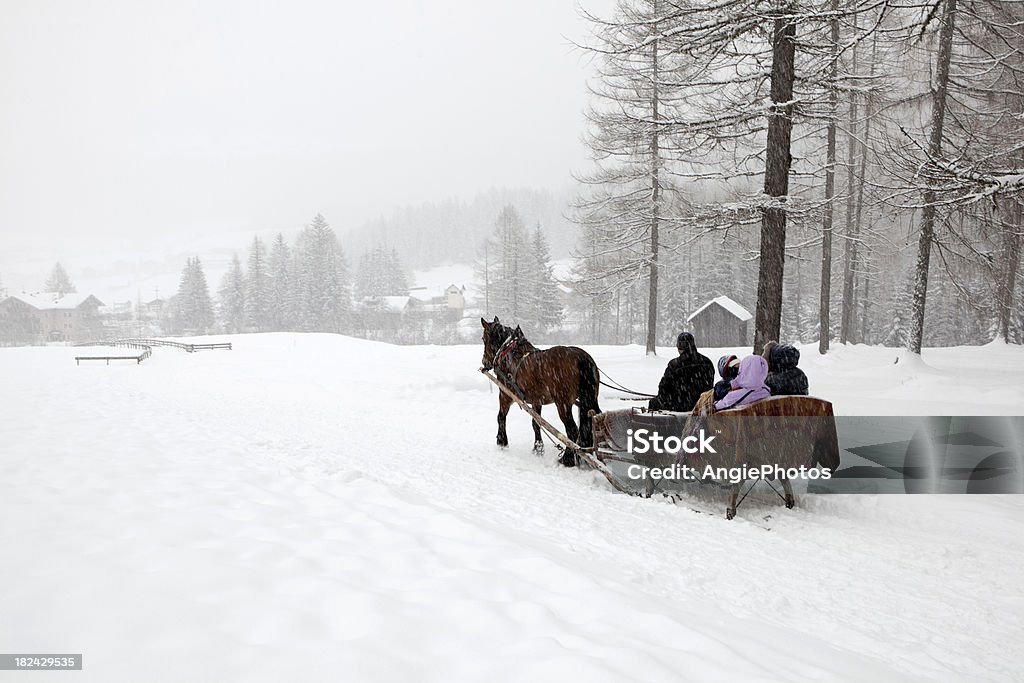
[1,0,1022,351]
[0,1,606,290]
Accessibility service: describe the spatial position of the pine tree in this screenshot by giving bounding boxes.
[219,253,247,334]
[268,233,295,331]
[45,263,76,295]
[520,225,563,337]
[295,214,350,333]
[172,256,214,335]
[245,236,271,331]
[385,248,409,295]
[355,246,408,299]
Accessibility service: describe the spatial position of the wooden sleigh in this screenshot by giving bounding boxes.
[481,368,839,519]
[592,396,841,519]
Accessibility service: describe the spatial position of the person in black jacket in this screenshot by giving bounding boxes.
[762,340,809,396]
[648,332,715,412]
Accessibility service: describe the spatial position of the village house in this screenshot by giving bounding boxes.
[0,292,105,346]
[407,284,466,319]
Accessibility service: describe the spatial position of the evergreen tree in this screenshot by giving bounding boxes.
[45,262,76,294]
[295,213,350,333]
[521,225,563,337]
[356,246,409,298]
[172,256,214,335]
[219,253,247,334]
[268,233,295,331]
[245,236,271,331]
[384,248,409,295]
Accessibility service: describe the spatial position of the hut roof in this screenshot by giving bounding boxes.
[686,295,752,323]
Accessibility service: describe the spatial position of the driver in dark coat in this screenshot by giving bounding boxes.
[648,332,715,412]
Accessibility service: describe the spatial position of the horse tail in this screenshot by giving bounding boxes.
[576,350,602,449]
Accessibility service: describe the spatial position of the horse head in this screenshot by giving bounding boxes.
[480,316,516,370]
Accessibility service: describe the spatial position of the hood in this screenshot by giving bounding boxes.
[676,332,697,360]
[771,344,801,370]
[734,354,769,388]
[713,355,771,411]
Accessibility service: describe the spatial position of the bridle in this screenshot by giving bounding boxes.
[491,328,521,371]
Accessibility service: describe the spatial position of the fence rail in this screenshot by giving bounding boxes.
[121,338,232,352]
[71,338,231,365]
[74,344,152,365]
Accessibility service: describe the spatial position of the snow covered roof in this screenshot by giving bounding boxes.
[686,295,752,322]
[379,296,411,311]
[408,285,463,302]
[359,296,410,312]
[6,291,104,310]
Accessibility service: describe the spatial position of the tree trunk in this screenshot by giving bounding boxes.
[997,200,1022,341]
[908,0,957,355]
[840,20,860,345]
[848,87,873,344]
[818,0,840,354]
[860,268,871,343]
[754,7,797,352]
[646,15,661,356]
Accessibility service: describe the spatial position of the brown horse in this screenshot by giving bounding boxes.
[480,317,601,466]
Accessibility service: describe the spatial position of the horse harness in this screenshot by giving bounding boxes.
[491,332,534,400]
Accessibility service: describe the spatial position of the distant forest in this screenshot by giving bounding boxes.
[345,187,578,270]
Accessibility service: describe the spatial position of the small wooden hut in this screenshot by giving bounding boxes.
[685,296,752,347]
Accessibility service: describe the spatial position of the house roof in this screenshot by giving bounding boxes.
[408,284,463,303]
[6,292,104,310]
[686,295,752,323]
[379,296,411,311]
[359,295,410,312]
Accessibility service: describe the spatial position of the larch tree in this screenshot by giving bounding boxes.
[475,205,528,322]
[575,0,686,355]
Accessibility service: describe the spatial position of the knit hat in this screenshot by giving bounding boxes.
[676,332,695,349]
[717,354,740,378]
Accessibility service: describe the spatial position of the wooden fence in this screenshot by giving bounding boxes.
[71,338,232,365]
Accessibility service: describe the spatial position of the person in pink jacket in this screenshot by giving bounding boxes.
[714,355,771,411]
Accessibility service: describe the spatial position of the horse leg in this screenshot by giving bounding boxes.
[532,404,544,453]
[726,482,740,520]
[782,476,795,509]
[555,401,580,467]
[496,393,511,448]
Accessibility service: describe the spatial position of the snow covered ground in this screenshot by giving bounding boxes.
[2,335,1023,681]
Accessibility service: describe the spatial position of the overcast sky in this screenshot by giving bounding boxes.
[0,0,611,276]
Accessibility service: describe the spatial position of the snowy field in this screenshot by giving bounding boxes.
[2,334,1023,682]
